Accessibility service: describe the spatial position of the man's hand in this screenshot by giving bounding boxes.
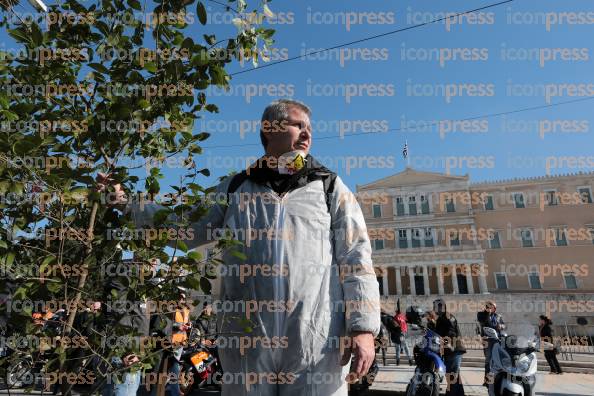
[122,354,140,367]
[96,172,127,206]
[345,331,375,382]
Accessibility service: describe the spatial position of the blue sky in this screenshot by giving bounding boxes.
[191,0,594,191]
[4,0,594,192]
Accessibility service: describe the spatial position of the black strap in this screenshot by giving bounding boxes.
[321,172,337,214]
[226,169,337,214]
[226,170,249,205]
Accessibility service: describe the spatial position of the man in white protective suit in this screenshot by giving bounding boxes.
[105,99,381,395]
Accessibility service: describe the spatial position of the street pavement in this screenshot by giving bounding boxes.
[2,366,592,396]
[371,364,594,396]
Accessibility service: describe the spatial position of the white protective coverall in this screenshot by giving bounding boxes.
[128,157,381,395]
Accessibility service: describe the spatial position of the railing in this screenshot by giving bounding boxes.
[457,322,594,358]
[378,322,594,364]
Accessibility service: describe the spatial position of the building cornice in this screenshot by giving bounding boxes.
[471,171,594,187]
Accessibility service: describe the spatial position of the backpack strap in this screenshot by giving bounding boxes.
[320,172,337,214]
[226,170,249,201]
[226,169,337,215]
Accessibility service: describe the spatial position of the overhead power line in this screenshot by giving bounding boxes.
[229,0,515,76]
[201,96,594,149]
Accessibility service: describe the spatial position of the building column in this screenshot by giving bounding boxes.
[436,265,445,295]
[396,267,403,295]
[422,265,430,295]
[478,263,489,294]
[382,268,389,296]
[408,266,416,296]
[451,265,459,294]
[465,264,474,294]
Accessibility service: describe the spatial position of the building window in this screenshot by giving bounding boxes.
[420,195,430,214]
[395,196,405,216]
[553,227,568,246]
[563,272,578,289]
[372,204,382,218]
[543,189,558,206]
[408,196,417,215]
[578,187,593,204]
[521,229,533,247]
[449,230,460,246]
[374,239,384,250]
[445,197,455,213]
[411,229,421,248]
[376,276,384,295]
[424,228,434,247]
[513,193,525,208]
[483,194,494,211]
[398,229,408,249]
[489,230,501,249]
[528,272,542,289]
[494,273,508,290]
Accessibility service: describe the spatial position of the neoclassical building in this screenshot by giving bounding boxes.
[358,168,489,299]
[358,168,594,300]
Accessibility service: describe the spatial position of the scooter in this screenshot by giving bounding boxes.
[405,325,446,396]
[483,327,537,396]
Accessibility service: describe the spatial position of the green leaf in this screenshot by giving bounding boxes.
[8,28,30,45]
[197,2,207,25]
[3,252,15,267]
[128,0,141,10]
[89,63,109,74]
[30,23,43,46]
[231,250,247,261]
[199,276,211,294]
[144,62,157,73]
[176,240,188,253]
[187,251,201,261]
[1,110,18,122]
[191,50,209,67]
[263,4,275,18]
[0,240,7,249]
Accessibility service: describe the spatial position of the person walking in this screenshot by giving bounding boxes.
[434,299,465,396]
[394,309,413,366]
[539,315,563,374]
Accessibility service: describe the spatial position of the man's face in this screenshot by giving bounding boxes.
[264,107,311,158]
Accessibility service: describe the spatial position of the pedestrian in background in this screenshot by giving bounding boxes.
[539,315,563,374]
[434,299,465,396]
[477,301,505,386]
[394,309,413,366]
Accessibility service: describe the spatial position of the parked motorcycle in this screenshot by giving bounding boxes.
[404,324,446,396]
[178,342,221,395]
[483,325,537,396]
[4,310,66,390]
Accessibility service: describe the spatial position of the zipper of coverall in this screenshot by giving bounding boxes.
[271,187,289,371]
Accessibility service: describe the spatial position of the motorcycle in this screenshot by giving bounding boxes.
[178,341,221,395]
[405,324,446,396]
[483,324,537,396]
[4,310,67,390]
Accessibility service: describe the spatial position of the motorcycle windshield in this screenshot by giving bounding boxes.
[502,323,539,353]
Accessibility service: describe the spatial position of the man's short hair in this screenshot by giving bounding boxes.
[260,99,311,148]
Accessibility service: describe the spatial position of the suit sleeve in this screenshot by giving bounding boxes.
[126,177,232,250]
[330,176,381,337]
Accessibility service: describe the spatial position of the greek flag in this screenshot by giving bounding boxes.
[402,142,408,158]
